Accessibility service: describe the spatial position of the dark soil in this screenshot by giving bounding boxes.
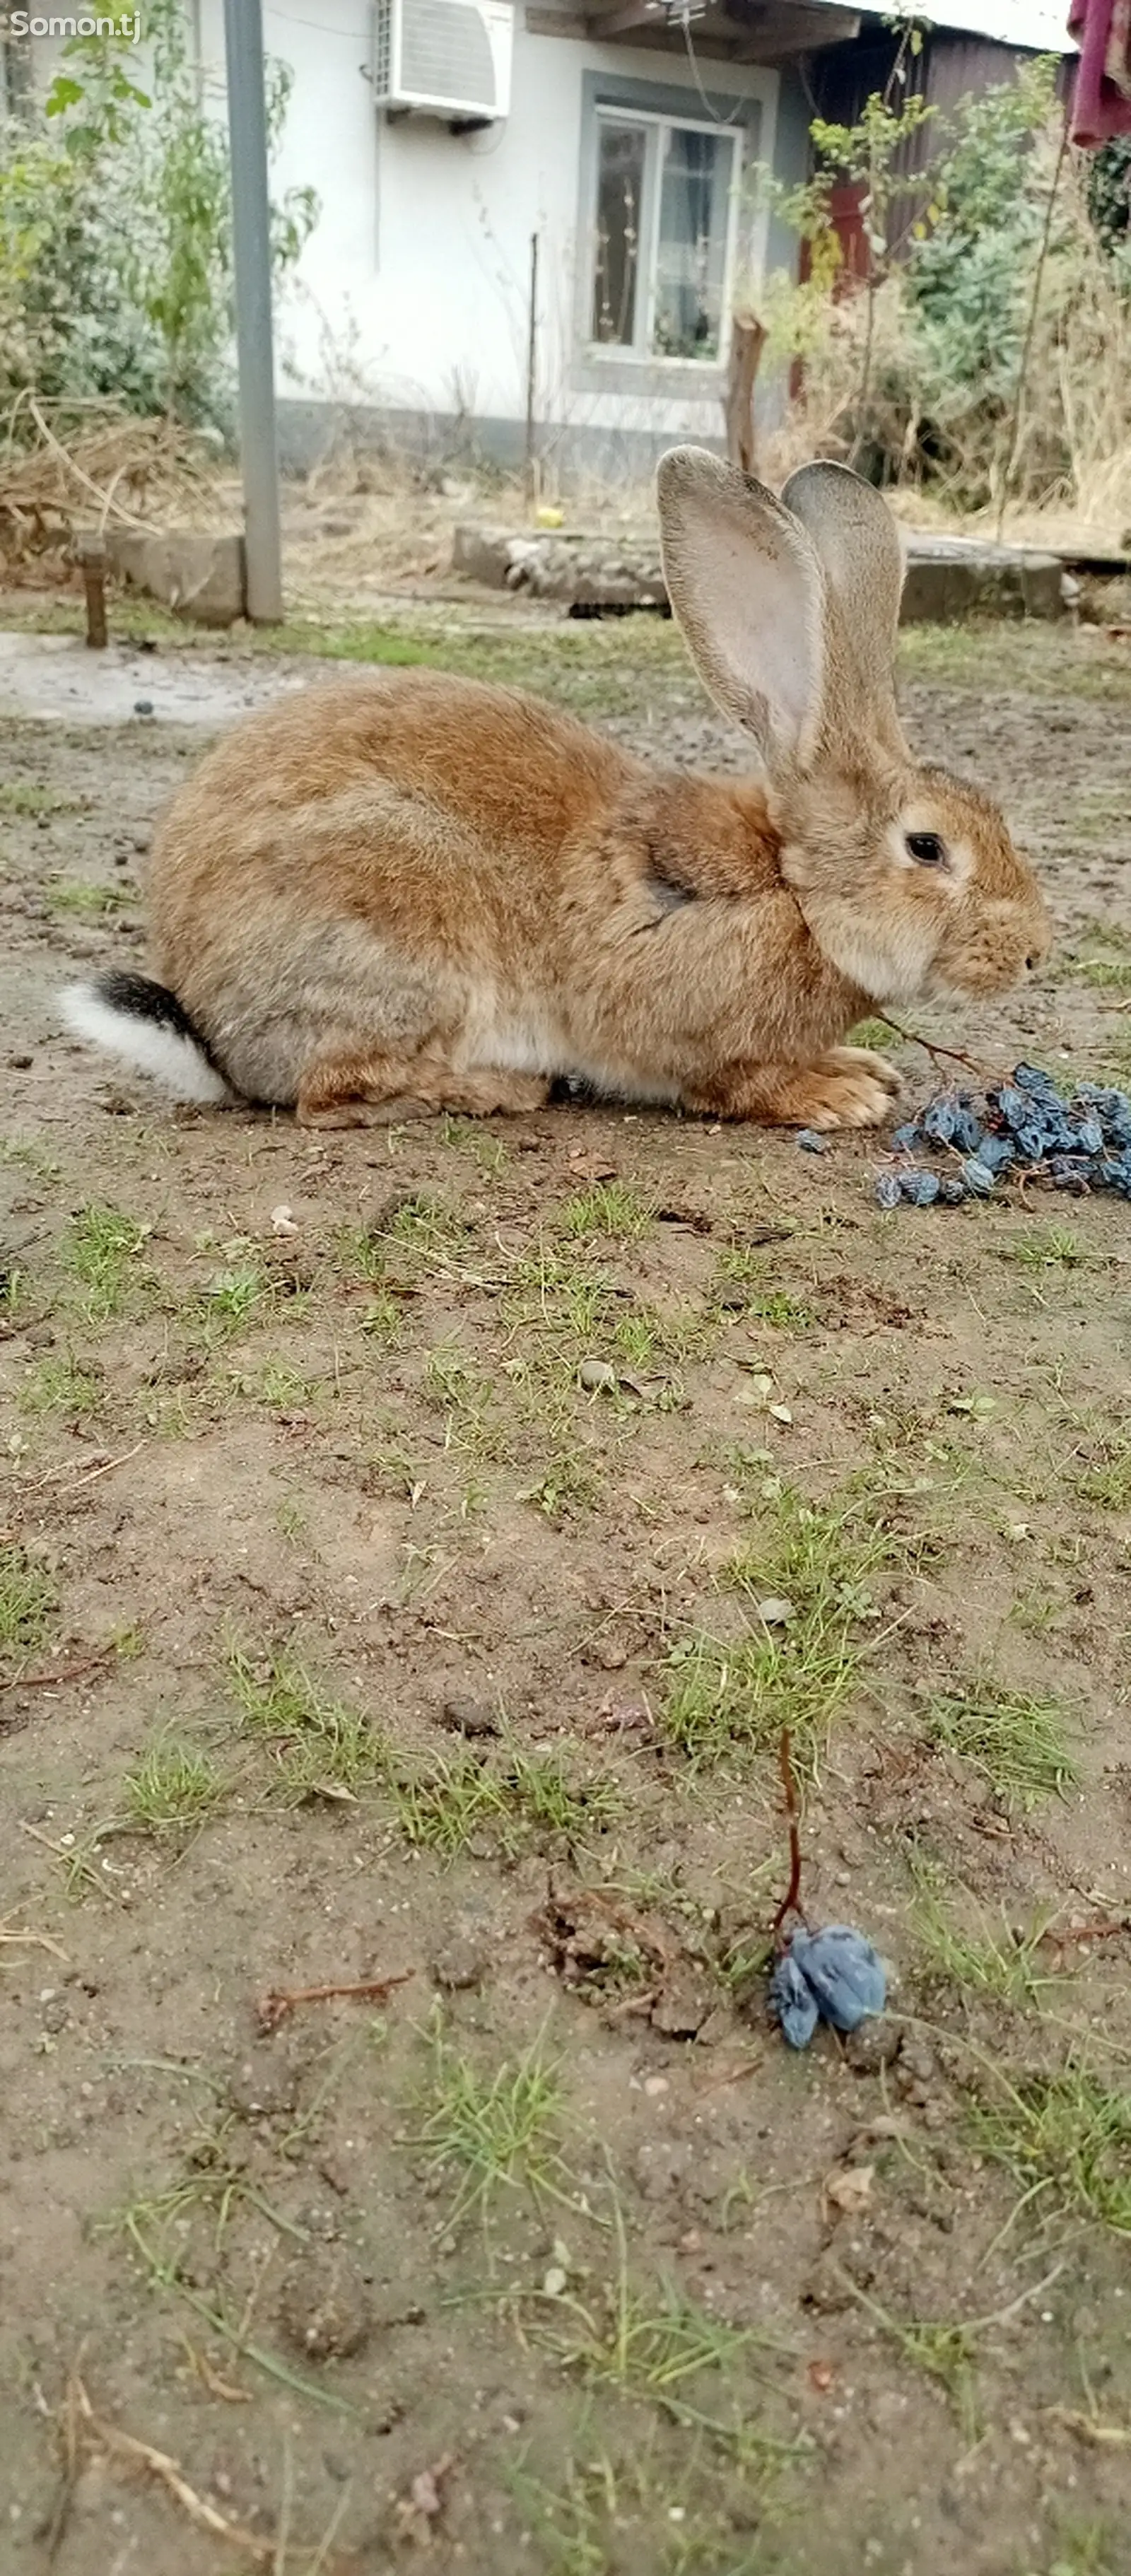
[2,609,1131,2576]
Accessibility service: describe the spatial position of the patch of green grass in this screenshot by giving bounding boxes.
[558,1181,652,1242]
[848,1017,898,1050]
[66,1202,152,1322]
[519,1448,604,1522]
[1070,1435,1131,1511]
[927,1682,1078,1808]
[49,879,131,919]
[387,1192,469,1264]
[973,2066,1131,2236]
[505,1243,621,1352]
[199,1262,274,1329]
[410,2022,568,2230]
[612,1301,716,1371]
[744,1288,814,1330]
[227,1642,385,1802]
[0,778,83,816]
[913,1880,1057,2010]
[122,1740,225,1837]
[501,1747,621,1842]
[0,1542,55,1663]
[510,2454,777,2576]
[715,1248,814,1328]
[334,1222,388,1282]
[201,1258,273,1328]
[1038,2519,1120,2576]
[392,1751,508,1856]
[1010,1580,1062,1637]
[424,1342,508,1461]
[1002,1226,1088,1271]
[20,1354,102,1417]
[1,1135,61,1182]
[540,2214,796,2457]
[665,1487,926,1773]
[232,1358,318,1410]
[1067,942,1131,993]
[897,619,1131,707]
[393,1745,619,1857]
[359,1290,404,1345]
[440,1115,509,1174]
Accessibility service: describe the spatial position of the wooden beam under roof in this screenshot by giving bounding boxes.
[577,0,860,55]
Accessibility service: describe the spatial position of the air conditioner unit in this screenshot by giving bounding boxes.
[373,0,514,122]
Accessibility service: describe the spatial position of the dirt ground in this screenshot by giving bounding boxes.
[3,595,1131,2576]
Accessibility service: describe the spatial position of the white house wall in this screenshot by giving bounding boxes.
[197,0,784,455]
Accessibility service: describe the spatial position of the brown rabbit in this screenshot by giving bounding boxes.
[62,451,1050,1130]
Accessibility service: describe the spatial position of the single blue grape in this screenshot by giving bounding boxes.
[788,1926,887,2034]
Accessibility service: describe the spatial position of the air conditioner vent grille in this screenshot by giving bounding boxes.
[402,0,495,105]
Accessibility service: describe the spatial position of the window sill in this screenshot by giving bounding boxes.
[571,350,727,399]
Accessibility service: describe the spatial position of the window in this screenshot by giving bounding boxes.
[589,108,740,366]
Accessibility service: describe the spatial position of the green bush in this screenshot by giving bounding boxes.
[0,0,317,434]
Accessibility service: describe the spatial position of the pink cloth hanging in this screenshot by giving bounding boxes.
[1068,0,1131,145]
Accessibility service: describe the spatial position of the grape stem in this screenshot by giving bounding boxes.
[770,1726,810,1950]
[877,1014,1002,1083]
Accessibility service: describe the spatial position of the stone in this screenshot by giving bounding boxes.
[451,523,1065,624]
[430,1935,488,1991]
[578,1357,616,1393]
[843,2016,903,2076]
[899,537,1063,625]
[278,2246,371,2360]
[107,529,247,628]
[438,1694,498,1738]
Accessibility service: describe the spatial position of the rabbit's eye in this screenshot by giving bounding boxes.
[906,831,947,869]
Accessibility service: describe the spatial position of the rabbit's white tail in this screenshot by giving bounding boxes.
[61,971,233,1104]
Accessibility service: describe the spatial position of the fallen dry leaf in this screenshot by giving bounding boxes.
[823,2163,874,2218]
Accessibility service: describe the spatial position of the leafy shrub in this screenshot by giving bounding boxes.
[0,0,317,435]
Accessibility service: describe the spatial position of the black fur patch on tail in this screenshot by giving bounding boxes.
[93,971,223,1074]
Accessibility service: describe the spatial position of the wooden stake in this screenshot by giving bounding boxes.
[723,317,766,476]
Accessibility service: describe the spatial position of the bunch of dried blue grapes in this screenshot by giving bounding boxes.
[865,1064,1131,1209]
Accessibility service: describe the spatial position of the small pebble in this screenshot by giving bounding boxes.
[430,1935,488,1991]
[578,1357,617,1393]
[278,2247,370,2360]
[439,1695,498,1738]
[133,698,155,718]
[795,1130,828,1153]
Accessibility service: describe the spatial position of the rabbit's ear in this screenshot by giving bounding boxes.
[657,447,825,771]
[780,461,907,753]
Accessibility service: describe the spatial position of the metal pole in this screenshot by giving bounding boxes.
[524,230,539,513]
[223,0,283,622]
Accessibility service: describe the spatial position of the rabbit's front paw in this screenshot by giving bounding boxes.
[794,1050,903,1130]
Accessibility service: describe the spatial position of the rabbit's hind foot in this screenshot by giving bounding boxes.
[295,1047,551,1128]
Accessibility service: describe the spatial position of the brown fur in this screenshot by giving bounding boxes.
[74,453,1053,1132]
